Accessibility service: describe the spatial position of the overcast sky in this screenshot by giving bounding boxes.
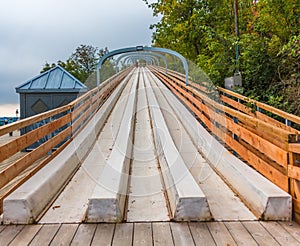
[0,0,157,106]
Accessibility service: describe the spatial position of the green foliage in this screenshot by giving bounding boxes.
[41,45,110,87]
[145,0,300,115]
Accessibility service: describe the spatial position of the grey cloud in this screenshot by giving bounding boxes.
[0,0,156,105]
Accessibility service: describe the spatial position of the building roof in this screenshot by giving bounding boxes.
[16,65,88,93]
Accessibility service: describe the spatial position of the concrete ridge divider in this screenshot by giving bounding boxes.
[3,70,135,224]
[144,72,211,221]
[151,71,292,221]
[86,69,139,222]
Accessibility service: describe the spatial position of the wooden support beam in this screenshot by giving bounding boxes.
[0,114,71,163]
[218,86,300,125]
[154,69,297,144]
[0,133,73,213]
[289,144,300,154]
[0,126,72,190]
[0,105,70,137]
[288,165,300,181]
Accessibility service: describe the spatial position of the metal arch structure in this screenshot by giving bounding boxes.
[123,55,159,66]
[97,46,189,86]
[122,54,159,66]
[125,56,156,66]
[115,52,168,70]
[126,56,156,66]
[124,55,156,65]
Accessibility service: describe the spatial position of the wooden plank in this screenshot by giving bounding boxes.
[256,111,298,134]
[202,115,289,193]
[158,70,297,144]
[292,198,300,214]
[288,165,300,181]
[9,225,42,246]
[260,221,299,245]
[0,131,72,213]
[91,224,115,246]
[133,223,152,246]
[224,222,258,246]
[112,223,133,246]
[242,221,280,246]
[170,222,195,246]
[68,67,129,108]
[152,222,174,246]
[207,222,237,246]
[166,72,297,143]
[50,224,78,246]
[0,113,71,163]
[0,225,24,246]
[0,105,70,137]
[191,83,209,93]
[158,69,288,191]
[0,126,71,191]
[28,224,60,246]
[242,123,289,150]
[290,143,300,154]
[224,115,289,167]
[220,94,254,116]
[203,100,289,167]
[225,135,289,192]
[70,224,97,246]
[279,221,300,243]
[217,86,300,125]
[156,68,289,191]
[71,96,94,120]
[188,222,216,246]
[196,92,297,143]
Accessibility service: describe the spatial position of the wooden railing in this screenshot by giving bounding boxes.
[0,67,132,213]
[150,66,300,221]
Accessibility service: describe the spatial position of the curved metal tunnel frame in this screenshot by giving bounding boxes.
[124,55,158,66]
[116,52,168,71]
[96,46,189,86]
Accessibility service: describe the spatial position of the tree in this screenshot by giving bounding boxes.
[70,45,99,78]
[41,45,109,84]
[40,62,56,73]
[145,0,300,115]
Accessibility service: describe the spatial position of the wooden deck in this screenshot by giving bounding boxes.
[1,221,300,245]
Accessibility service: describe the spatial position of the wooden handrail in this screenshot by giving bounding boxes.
[150,66,300,193]
[155,65,300,129]
[0,105,71,137]
[0,67,133,212]
[152,68,298,143]
[217,86,300,125]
